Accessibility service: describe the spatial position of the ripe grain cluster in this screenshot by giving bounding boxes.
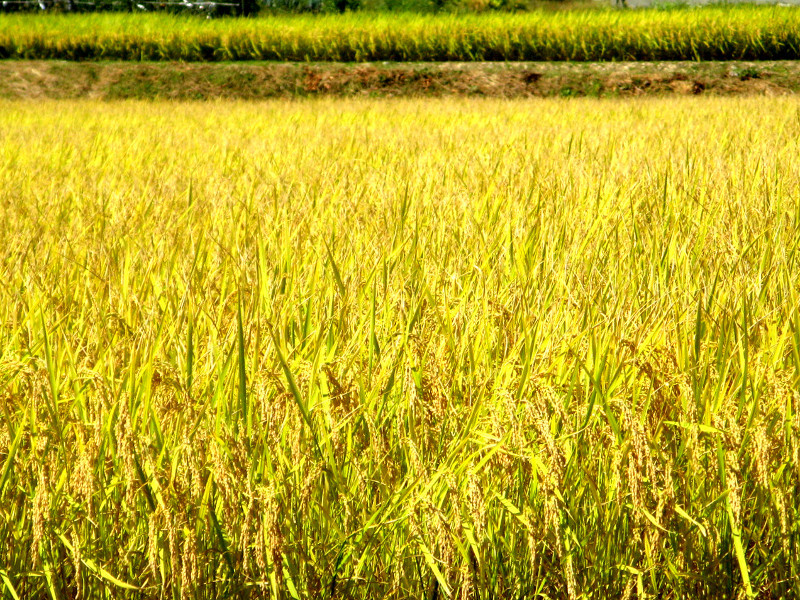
[4,8,800,61]
[0,98,799,599]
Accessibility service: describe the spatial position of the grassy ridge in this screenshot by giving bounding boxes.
[1,97,799,599]
[3,60,795,100]
[4,8,800,61]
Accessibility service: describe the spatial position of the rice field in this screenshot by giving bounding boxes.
[0,97,799,599]
[5,7,800,61]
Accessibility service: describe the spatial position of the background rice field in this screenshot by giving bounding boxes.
[5,7,800,61]
[0,97,799,599]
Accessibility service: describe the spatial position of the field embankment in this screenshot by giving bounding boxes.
[1,97,799,599]
[5,8,800,61]
[1,59,795,98]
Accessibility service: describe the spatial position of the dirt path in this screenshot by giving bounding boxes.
[1,60,797,99]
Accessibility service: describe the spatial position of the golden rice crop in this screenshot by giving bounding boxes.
[4,7,800,61]
[0,97,799,599]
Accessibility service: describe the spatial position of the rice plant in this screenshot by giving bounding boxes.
[4,7,800,61]
[0,97,799,599]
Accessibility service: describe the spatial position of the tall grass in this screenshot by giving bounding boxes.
[0,97,799,599]
[4,7,800,61]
